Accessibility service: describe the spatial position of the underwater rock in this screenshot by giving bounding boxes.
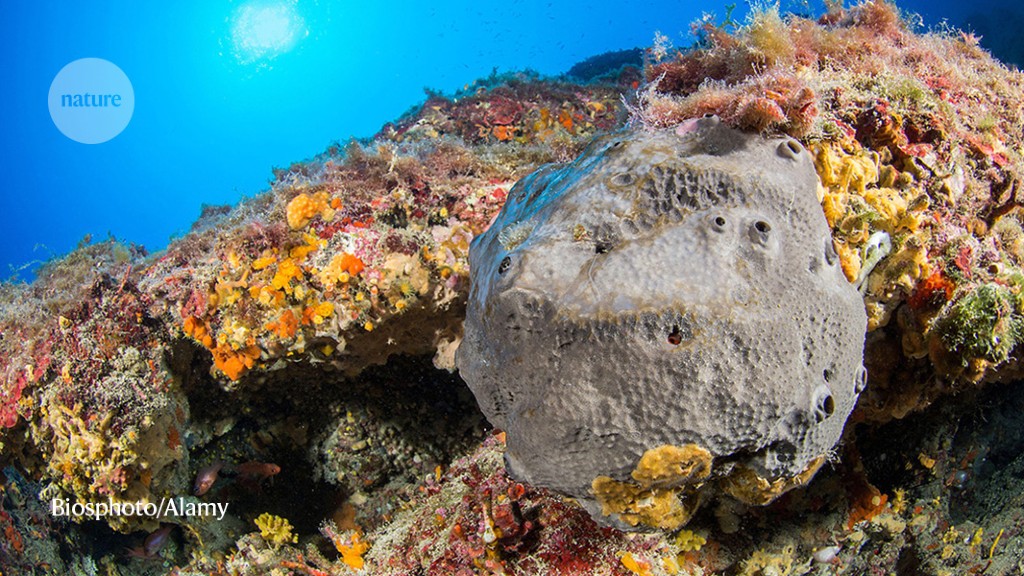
[0,254,191,533]
[7,3,1024,568]
[459,117,867,530]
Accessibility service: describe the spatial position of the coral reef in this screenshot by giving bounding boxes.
[0,1,1023,574]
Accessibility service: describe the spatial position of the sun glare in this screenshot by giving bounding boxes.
[230,1,307,66]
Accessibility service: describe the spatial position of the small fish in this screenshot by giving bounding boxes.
[193,462,223,496]
[232,461,281,481]
[144,525,174,556]
[125,524,173,560]
[227,461,281,493]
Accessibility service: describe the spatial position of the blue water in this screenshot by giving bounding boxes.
[0,0,1017,280]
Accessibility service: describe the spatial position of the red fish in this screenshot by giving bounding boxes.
[228,461,281,493]
[232,461,281,481]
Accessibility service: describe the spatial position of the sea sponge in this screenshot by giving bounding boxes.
[211,343,259,381]
[286,191,333,230]
[458,117,867,530]
[337,532,369,570]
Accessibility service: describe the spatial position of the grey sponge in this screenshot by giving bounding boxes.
[458,117,867,530]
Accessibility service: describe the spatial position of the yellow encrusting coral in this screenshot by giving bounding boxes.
[720,456,825,506]
[738,544,796,576]
[673,529,707,552]
[255,512,298,545]
[812,141,927,282]
[811,140,933,331]
[631,444,712,487]
[592,475,700,530]
[592,444,711,530]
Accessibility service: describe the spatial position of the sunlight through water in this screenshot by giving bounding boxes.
[230,0,307,67]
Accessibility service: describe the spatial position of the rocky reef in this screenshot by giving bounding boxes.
[1,1,1024,574]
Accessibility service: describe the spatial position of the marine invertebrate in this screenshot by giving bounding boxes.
[739,545,796,576]
[142,121,521,388]
[674,530,706,553]
[378,72,627,148]
[591,444,711,529]
[320,252,365,285]
[459,117,866,530]
[630,0,1024,433]
[336,532,368,570]
[210,341,260,381]
[286,191,334,230]
[255,512,298,545]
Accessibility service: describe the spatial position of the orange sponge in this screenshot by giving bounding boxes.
[286,191,332,230]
